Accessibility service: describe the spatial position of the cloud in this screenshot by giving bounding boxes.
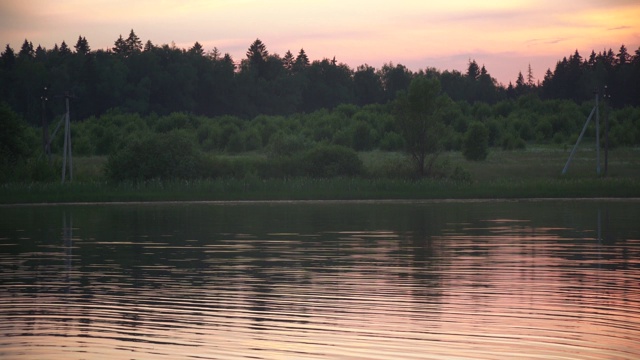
[608,26,631,31]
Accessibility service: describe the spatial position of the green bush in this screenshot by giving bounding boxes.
[379,132,405,151]
[302,144,363,178]
[105,131,206,181]
[535,118,553,142]
[267,132,308,157]
[155,112,191,133]
[462,121,489,161]
[352,121,374,151]
[10,157,58,182]
[552,132,565,144]
[501,133,527,150]
[0,103,32,170]
[450,165,472,182]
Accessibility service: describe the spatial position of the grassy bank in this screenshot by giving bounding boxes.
[2,146,639,204]
[2,177,640,204]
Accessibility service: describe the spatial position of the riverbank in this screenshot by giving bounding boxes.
[2,176,640,204]
[3,147,639,204]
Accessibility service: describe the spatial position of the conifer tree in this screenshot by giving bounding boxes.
[126,29,142,53]
[1,44,16,68]
[282,50,294,71]
[74,36,90,55]
[18,39,34,59]
[526,63,535,87]
[59,41,71,56]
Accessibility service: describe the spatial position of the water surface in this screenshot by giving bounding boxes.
[1,200,639,359]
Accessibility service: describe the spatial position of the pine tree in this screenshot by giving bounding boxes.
[113,35,127,54]
[295,48,309,67]
[18,39,34,59]
[189,41,204,56]
[617,44,629,65]
[246,39,268,64]
[59,41,71,56]
[143,40,154,52]
[1,44,16,68]
[126,29,142,53]
[74,36,90,55]
[35,45,46,60]
[515,71,526,95]
[282,50,294,71]
[208,47,220,60]
[466,59,480,80]
[527,63,535,87]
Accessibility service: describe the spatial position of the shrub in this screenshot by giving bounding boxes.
[352,121,374,151]
[155,112,191,133]
[0,103,32,170]
[105,131,205,181]
[552,132,565,145]
[302,144,363,178]
[450,165,472,182]
[501,133,526,150]
[379,132,405,151]
[10,157,58,182]
[242,128,263,151]
[462,121,489,161]
[267,132,308,157]
[535,118,553,142]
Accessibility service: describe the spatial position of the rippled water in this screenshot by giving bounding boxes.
[1,200,639,359]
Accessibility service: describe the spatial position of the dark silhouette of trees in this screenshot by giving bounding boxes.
[294,48,309,72]
[0,30,638,127]
[74,36,90,55]
[354,64,384,106]
[379,63,413,102]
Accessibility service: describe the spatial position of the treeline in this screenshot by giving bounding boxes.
[1,30,639,124]
[3,87,640,182]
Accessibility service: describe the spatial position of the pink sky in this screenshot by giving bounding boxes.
[1,0,639,85]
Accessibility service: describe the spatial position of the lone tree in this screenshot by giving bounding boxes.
[394,76,447,176]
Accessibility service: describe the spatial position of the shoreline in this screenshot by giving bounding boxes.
[3,197,640,207]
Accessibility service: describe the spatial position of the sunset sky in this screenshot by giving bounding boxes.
[1,0,638,85]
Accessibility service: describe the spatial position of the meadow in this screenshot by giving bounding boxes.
[2,145,638,204]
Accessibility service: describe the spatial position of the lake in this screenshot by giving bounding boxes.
[1,200,639,359]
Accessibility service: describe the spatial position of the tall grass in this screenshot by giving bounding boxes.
[2,177,639,204]
[1,146,638,204]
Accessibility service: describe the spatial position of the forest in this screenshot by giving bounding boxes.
[1,30,640,184]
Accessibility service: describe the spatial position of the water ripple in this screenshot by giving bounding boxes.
[1,202,639,359]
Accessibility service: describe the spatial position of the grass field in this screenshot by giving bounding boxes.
[1,145,639,204]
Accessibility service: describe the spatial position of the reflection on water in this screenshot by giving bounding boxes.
[1,201,639,359]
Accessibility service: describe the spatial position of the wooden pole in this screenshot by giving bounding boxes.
[61,94,73,183]
[41,88,51,162]
[67,96,73,182]
[562,105,596,175]
[604,87,609,177]
[61,101,68,183]
[596,92,600,175]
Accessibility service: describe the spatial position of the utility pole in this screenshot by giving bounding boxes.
[596,91,600,175]
[562,91,601,176]
[603,86,610,177]
[61,92,73,183]
[41,87,51,163]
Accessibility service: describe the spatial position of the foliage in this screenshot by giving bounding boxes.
[462,121,490,161]
[301,144,363,178]
[394,77,448,176]
[105,131,206,182]
[0,103,34,180]
[267,131,308,157]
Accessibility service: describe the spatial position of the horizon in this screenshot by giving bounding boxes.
[1,1,639,85]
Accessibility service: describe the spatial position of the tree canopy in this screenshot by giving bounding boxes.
[0,30,638,126]
[394,77,448,176]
